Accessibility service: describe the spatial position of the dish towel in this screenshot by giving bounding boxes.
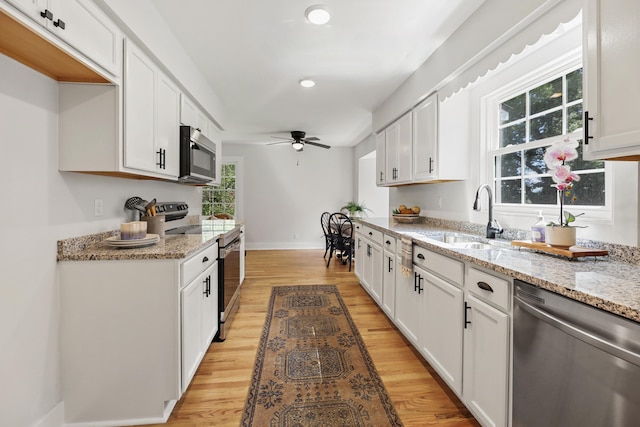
[401,235,413,277]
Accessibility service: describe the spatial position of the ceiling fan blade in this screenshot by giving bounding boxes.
[267,140,292,145]
[306,141,331,149]
[271,136,291,140]
[304,136,320,141]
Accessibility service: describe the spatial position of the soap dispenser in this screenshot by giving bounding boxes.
[531,210,546,243]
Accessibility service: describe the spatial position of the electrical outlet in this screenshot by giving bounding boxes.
[94,199,103,217]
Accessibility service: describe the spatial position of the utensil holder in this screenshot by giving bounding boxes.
[142,215,165,237]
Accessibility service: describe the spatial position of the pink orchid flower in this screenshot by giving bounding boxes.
[550,165,581,184]
[543,137,579,168]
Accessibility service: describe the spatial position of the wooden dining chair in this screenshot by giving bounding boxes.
[320,211,332,258]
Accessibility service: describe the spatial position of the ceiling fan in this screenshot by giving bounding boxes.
[268,130,330,151]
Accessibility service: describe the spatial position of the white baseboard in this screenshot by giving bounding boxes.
[31,402,64,427]
[247,242,324,250]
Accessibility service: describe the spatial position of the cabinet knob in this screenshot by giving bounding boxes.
[202,256,209,263]
[53,19,65,29]
[40,9,53,20]
[417,253,425,260]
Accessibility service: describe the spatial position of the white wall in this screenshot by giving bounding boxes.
[222,144,354,249]
[358,152,389,217]
[0,54,202,427]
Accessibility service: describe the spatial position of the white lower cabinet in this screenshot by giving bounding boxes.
[394,261,420,346]
[59,242,218,426]
[354,230,365,280]
[181,260,218,393]
[463,267,511,427]
[357,225,383,304]
[418,267,464,395]
[382,248,396,318]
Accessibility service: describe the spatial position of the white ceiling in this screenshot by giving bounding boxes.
[151,0,485,147]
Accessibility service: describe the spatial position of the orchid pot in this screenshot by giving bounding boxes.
[545,225,576,248]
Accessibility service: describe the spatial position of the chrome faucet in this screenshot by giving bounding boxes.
[473,184,504,239]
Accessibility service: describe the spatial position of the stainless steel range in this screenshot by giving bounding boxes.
[163,203,243,342]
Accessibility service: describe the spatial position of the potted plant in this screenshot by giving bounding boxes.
[543,137,584,248]
[340,200,372,218]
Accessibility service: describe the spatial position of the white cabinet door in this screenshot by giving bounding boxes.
[463,294,509,427]
[156,72,181,178]
[123,41,156,173]
[50,0,120,76]
[202,261,218,347]
[180,94,198,127]
[382,249,396,319]
[181,272,204,393]
[375,131,386,186]
[369,242,383,304]
[5,0,46,21]
[584,0,640,160]
[420,269,463,395]
[354,232,364,280]
[395,260,420,345]
[361,240,373,293]
[413,93,438,181]
[239,227,245,284]
[396,111,412,183]
[385,124,399,184]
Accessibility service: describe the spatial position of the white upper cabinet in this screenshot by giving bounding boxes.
[413,93,438,181]
[375,131,386,185]
[124,40,180,178]
[381,111,412,186]
[5,0,121,76]
[583,0,640,160]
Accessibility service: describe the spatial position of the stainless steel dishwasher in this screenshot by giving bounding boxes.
[513,280,640,427]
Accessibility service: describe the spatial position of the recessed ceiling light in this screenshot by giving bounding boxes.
[299,79,316,88]
[305,5,331,25]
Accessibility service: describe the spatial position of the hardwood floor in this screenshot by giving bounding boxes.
[138,250,480,427]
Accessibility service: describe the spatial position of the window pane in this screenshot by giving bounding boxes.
[567,103,583,133]
[530,110,563,141]
[567,68,583,102]
[203,189,213,203]
[499,179,522,204]
[525,176,557,204]
[572,142,605,171]
[524,147,547,175]
[570,172,605,206]
[500,122,526,147]
[202,204,212,216]
[530,77,562,115]
[500,93,526,125]
[496,152,521,178]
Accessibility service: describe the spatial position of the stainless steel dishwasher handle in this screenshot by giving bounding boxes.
[515,296,640,366]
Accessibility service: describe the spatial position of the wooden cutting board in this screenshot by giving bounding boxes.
[511,240,609,259]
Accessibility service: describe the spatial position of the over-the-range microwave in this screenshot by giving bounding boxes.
[179,125,216,184]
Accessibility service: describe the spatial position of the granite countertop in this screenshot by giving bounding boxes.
[357,217,640,323]
[57,220,241,262]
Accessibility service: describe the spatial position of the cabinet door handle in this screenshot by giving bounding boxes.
[414,273,423,293]
[388,256,393,272]
[40,9,53,20]
[156,149,163,168]
[584,111,593,145]
[162,148,166,169]
[380,171,383,182]
[464,302,471,329]
[203,276,210,297]
[417,253,425,260]
[429,157,434,173]
[53,19,65,29]
[477,281,494,293]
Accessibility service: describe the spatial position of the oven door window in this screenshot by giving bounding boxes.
[191,143,215,179]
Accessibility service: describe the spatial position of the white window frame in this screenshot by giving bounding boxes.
[202,156,243,220]
[480,50,612,224]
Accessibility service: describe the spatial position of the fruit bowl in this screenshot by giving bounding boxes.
[392,213,422,223]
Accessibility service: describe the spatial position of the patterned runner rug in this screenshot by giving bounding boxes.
[241,285,403,426]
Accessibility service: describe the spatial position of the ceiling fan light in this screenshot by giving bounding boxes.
[292,142,304,151]
[305,5,331,25]
[299,79,315,88]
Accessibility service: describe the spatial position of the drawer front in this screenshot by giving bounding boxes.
[413,246,463,286]
[363,226,383,245]
[182,243,218,287]
[467,267,510,312]
[383,234,397,253]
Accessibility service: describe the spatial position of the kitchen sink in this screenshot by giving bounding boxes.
[409,231,512,251]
